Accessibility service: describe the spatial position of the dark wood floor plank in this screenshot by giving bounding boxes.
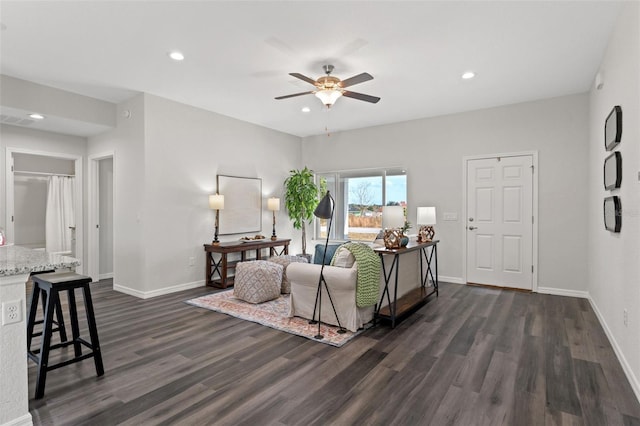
[25,281,640,425]
[453,331,497,393]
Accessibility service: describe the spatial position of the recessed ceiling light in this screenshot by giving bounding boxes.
[462,71,476,80]
[301,107,311,113]
[29,113,45,120]
[168,51,185,61]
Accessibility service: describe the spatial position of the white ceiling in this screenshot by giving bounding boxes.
[0,1,622,138]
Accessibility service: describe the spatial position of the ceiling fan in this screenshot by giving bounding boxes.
[275,64,380,107]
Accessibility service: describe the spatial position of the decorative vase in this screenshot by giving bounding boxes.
[400,236,409,247]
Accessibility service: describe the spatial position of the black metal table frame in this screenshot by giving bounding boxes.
[376,241,439,328]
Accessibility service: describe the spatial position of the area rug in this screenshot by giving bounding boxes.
[185,290,365,347]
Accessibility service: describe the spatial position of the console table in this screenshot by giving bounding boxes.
[374,240,439,328]
[203,239,291,288]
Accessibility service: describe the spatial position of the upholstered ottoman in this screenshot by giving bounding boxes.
[233,260,283,304]
[267,255,309,294]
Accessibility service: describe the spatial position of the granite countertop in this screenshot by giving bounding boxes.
[0,245,80,277]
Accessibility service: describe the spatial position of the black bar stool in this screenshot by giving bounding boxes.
[28,270,68,344]
[27,272,104,399]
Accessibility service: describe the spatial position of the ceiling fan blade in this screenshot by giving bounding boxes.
[289,73,317,86]
[342,90,380,104]
[275,91,314,100]
[340,72,373,88]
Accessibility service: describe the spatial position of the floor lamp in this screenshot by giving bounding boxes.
[310,191,346,338]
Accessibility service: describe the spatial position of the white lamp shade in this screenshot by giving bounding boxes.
[209,194,224,210]
[315,89,342,106]
[417,207,436,225]
[382,206,405,229]
[267,197,280,211]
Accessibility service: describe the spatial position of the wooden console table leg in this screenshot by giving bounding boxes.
[221,254,228,288]
[205,253,212,286]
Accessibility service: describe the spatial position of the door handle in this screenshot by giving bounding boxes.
[468,226,477,230]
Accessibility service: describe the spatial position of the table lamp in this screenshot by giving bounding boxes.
[417,206,436,242]
[209,194,224,245]
[382,205,406,249]
[267,197,280,241]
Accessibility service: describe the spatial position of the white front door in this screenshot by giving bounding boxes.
[466,155,533,290]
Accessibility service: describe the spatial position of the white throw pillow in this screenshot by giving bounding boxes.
[333,246,356,268]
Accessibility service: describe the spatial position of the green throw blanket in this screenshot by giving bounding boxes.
[331,242,381,308]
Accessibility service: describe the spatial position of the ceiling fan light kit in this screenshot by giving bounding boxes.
[315,88,343,106]
[276,64,380,108]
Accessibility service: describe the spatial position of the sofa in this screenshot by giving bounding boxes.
[287,241,423,332]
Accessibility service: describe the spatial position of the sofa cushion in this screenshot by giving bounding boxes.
[313,243,345,265]
[332,246,356,268]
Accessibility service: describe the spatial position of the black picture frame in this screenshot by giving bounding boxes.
[604,105,622,151]
[603,151,622,190]
[603,196,621,233]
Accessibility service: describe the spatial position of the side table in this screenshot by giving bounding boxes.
[375,240,439,328]
[204,239,291,288]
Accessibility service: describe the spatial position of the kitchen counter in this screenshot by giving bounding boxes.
[0,245,81,425]
[0,245,80,277]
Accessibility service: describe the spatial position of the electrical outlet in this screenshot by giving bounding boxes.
[189,256,195,266]
[623,309,628,327]
[2,301,22,325]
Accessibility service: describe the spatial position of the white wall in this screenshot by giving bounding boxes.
[89,94,302,296]
[587,2,640,400]
[88,94,147,292]
[303,93,590,292]
[141,94,301,294]
[99,157,113,276]
[13,176,47,247]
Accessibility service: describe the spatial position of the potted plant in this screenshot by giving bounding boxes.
[284,167,325,260]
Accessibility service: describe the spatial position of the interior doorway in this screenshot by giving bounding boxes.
[463,152,538,291]
[88,152,114,284]
[5,147,84,273]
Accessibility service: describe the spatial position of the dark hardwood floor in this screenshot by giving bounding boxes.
[27,280,640,425]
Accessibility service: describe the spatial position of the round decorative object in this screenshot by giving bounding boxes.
[401,236,409,247]
[383,229,403,249]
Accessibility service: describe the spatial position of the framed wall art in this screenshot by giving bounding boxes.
[603,151,622,190]
[217,175,262,235]
[603,196,621,233]
[604,105,622,151]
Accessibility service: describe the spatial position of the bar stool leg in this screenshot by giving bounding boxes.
[67,288,82,358]
[53,292,68,342]
[40,291,67,342]
[82,283,104,376]
[35,287,58,399]
[26,282,41,352]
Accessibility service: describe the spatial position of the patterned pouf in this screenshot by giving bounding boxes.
[267,255,309,294]
[234,260,283,304]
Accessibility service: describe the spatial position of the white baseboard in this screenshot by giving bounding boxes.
[114,280,205,299]
[536,286,589,298]
[588,295,640,404]
[99,272,113,280]
[2,413,33,426]
[439,276,465,285]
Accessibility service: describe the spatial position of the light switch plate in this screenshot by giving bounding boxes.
[443,212,458,221]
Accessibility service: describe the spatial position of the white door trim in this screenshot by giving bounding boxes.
[462,151,539,292]
[87,151,115,284]
[5,147,84,274]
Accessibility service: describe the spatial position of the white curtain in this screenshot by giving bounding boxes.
[45,176,76,254]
